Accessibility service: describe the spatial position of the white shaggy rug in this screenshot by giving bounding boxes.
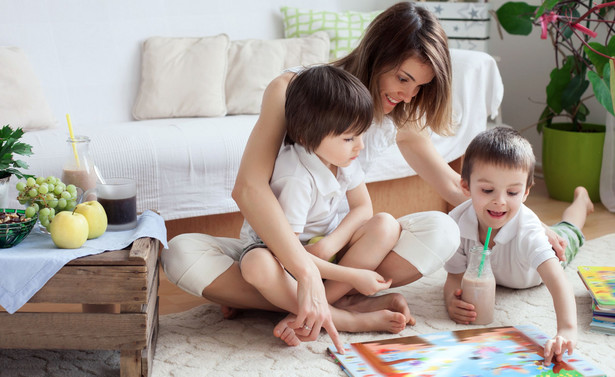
[1,234,614,377]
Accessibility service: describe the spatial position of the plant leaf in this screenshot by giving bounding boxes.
[587,60,615,115]
[496,2,537,35]
[535,0,561,18]
[546,62,573,113]
[562,73,589,113]
[537,106,554,133]
[585,42,610,78]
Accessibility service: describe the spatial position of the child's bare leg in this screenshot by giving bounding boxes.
[324,213,401,303]
[203,261,281,319]
[242,247,407,347]
[562,187,594,229]
[332,306,407,333]
[240,248,301,312]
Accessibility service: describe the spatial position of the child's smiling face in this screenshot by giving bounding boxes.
[462,161,531,234]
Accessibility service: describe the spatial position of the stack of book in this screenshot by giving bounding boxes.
[577,266,615,335]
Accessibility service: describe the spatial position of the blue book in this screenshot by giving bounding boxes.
[327,325,605,377]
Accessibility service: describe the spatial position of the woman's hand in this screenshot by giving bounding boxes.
[291,270,344,354]
[543,224,568,261]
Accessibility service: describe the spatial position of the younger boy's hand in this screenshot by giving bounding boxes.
[447,288,477,324]
[543,332,576,366]
[351,269,392,296]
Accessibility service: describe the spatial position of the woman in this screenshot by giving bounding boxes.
[161,2,561,351]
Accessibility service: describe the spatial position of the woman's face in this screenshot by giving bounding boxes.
[377,56,434,114]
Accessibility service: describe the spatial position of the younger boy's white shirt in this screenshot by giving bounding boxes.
[444,199,556,289]
[240,143,364,244]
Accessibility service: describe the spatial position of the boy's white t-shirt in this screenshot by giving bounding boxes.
[444,199,556,289]
[240,143,364,244]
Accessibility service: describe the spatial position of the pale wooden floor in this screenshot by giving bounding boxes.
[157,177,615,315]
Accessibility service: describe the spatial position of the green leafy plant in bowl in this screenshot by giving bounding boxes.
[0,208,38,248]
[0,125,34,180]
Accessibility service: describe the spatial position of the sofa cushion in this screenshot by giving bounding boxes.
[0,47,56,131]
[132,34,230,120]
[225,31,330,115]
[280,7,381,60]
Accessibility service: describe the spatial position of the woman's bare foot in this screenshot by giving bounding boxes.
[273,314,304,346]
[333,293,415,325]
[333,308,408,334]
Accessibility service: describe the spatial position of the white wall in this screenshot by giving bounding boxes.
[6,0,602,160]
[488,0,607,163]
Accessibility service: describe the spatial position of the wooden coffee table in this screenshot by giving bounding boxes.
[0,237,159,377]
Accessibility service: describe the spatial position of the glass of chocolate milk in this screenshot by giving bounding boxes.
[461,246,496,325]
[84,178,137,231]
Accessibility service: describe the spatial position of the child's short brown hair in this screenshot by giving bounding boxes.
[284,65,373,152]
[461,127,535,188]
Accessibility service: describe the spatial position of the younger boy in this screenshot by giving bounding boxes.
[240,65,411,345]
[443,127,593,365]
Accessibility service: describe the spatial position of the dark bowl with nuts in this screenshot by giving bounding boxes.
[0,208,38,248]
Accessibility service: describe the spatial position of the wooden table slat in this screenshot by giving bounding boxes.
[28,266,147,304]
[0,312,147,350]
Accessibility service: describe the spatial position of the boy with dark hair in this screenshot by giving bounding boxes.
[240,65,413,346]
[443,127,594,365]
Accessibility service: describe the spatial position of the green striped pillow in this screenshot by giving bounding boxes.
[281,7,381,61]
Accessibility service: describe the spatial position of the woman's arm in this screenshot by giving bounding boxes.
[537,258,577,365]
[307,183,373,261]
[395,125,467,207]
[232,73,342,351]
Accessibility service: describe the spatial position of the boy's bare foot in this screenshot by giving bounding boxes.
[574,186,594,215]
[273,314,302,346]
[220,305,239,319]
[335,309,408,334]
[333,293,415,325]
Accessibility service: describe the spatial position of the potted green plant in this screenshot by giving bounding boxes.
[0,125,33,207]
[495,0,615,202]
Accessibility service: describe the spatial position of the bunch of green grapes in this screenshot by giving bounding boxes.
[16,176,79,229]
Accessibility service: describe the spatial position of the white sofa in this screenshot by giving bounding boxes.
[0,0,503,237]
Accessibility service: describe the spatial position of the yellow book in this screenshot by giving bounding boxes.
[577,266,615,309]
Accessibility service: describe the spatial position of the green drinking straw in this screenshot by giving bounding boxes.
[478,227,492,277]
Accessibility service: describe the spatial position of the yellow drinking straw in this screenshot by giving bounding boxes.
[66,113,80,167]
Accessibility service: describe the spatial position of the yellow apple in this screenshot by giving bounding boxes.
[74,200,108,239]
[49,211,89,249]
